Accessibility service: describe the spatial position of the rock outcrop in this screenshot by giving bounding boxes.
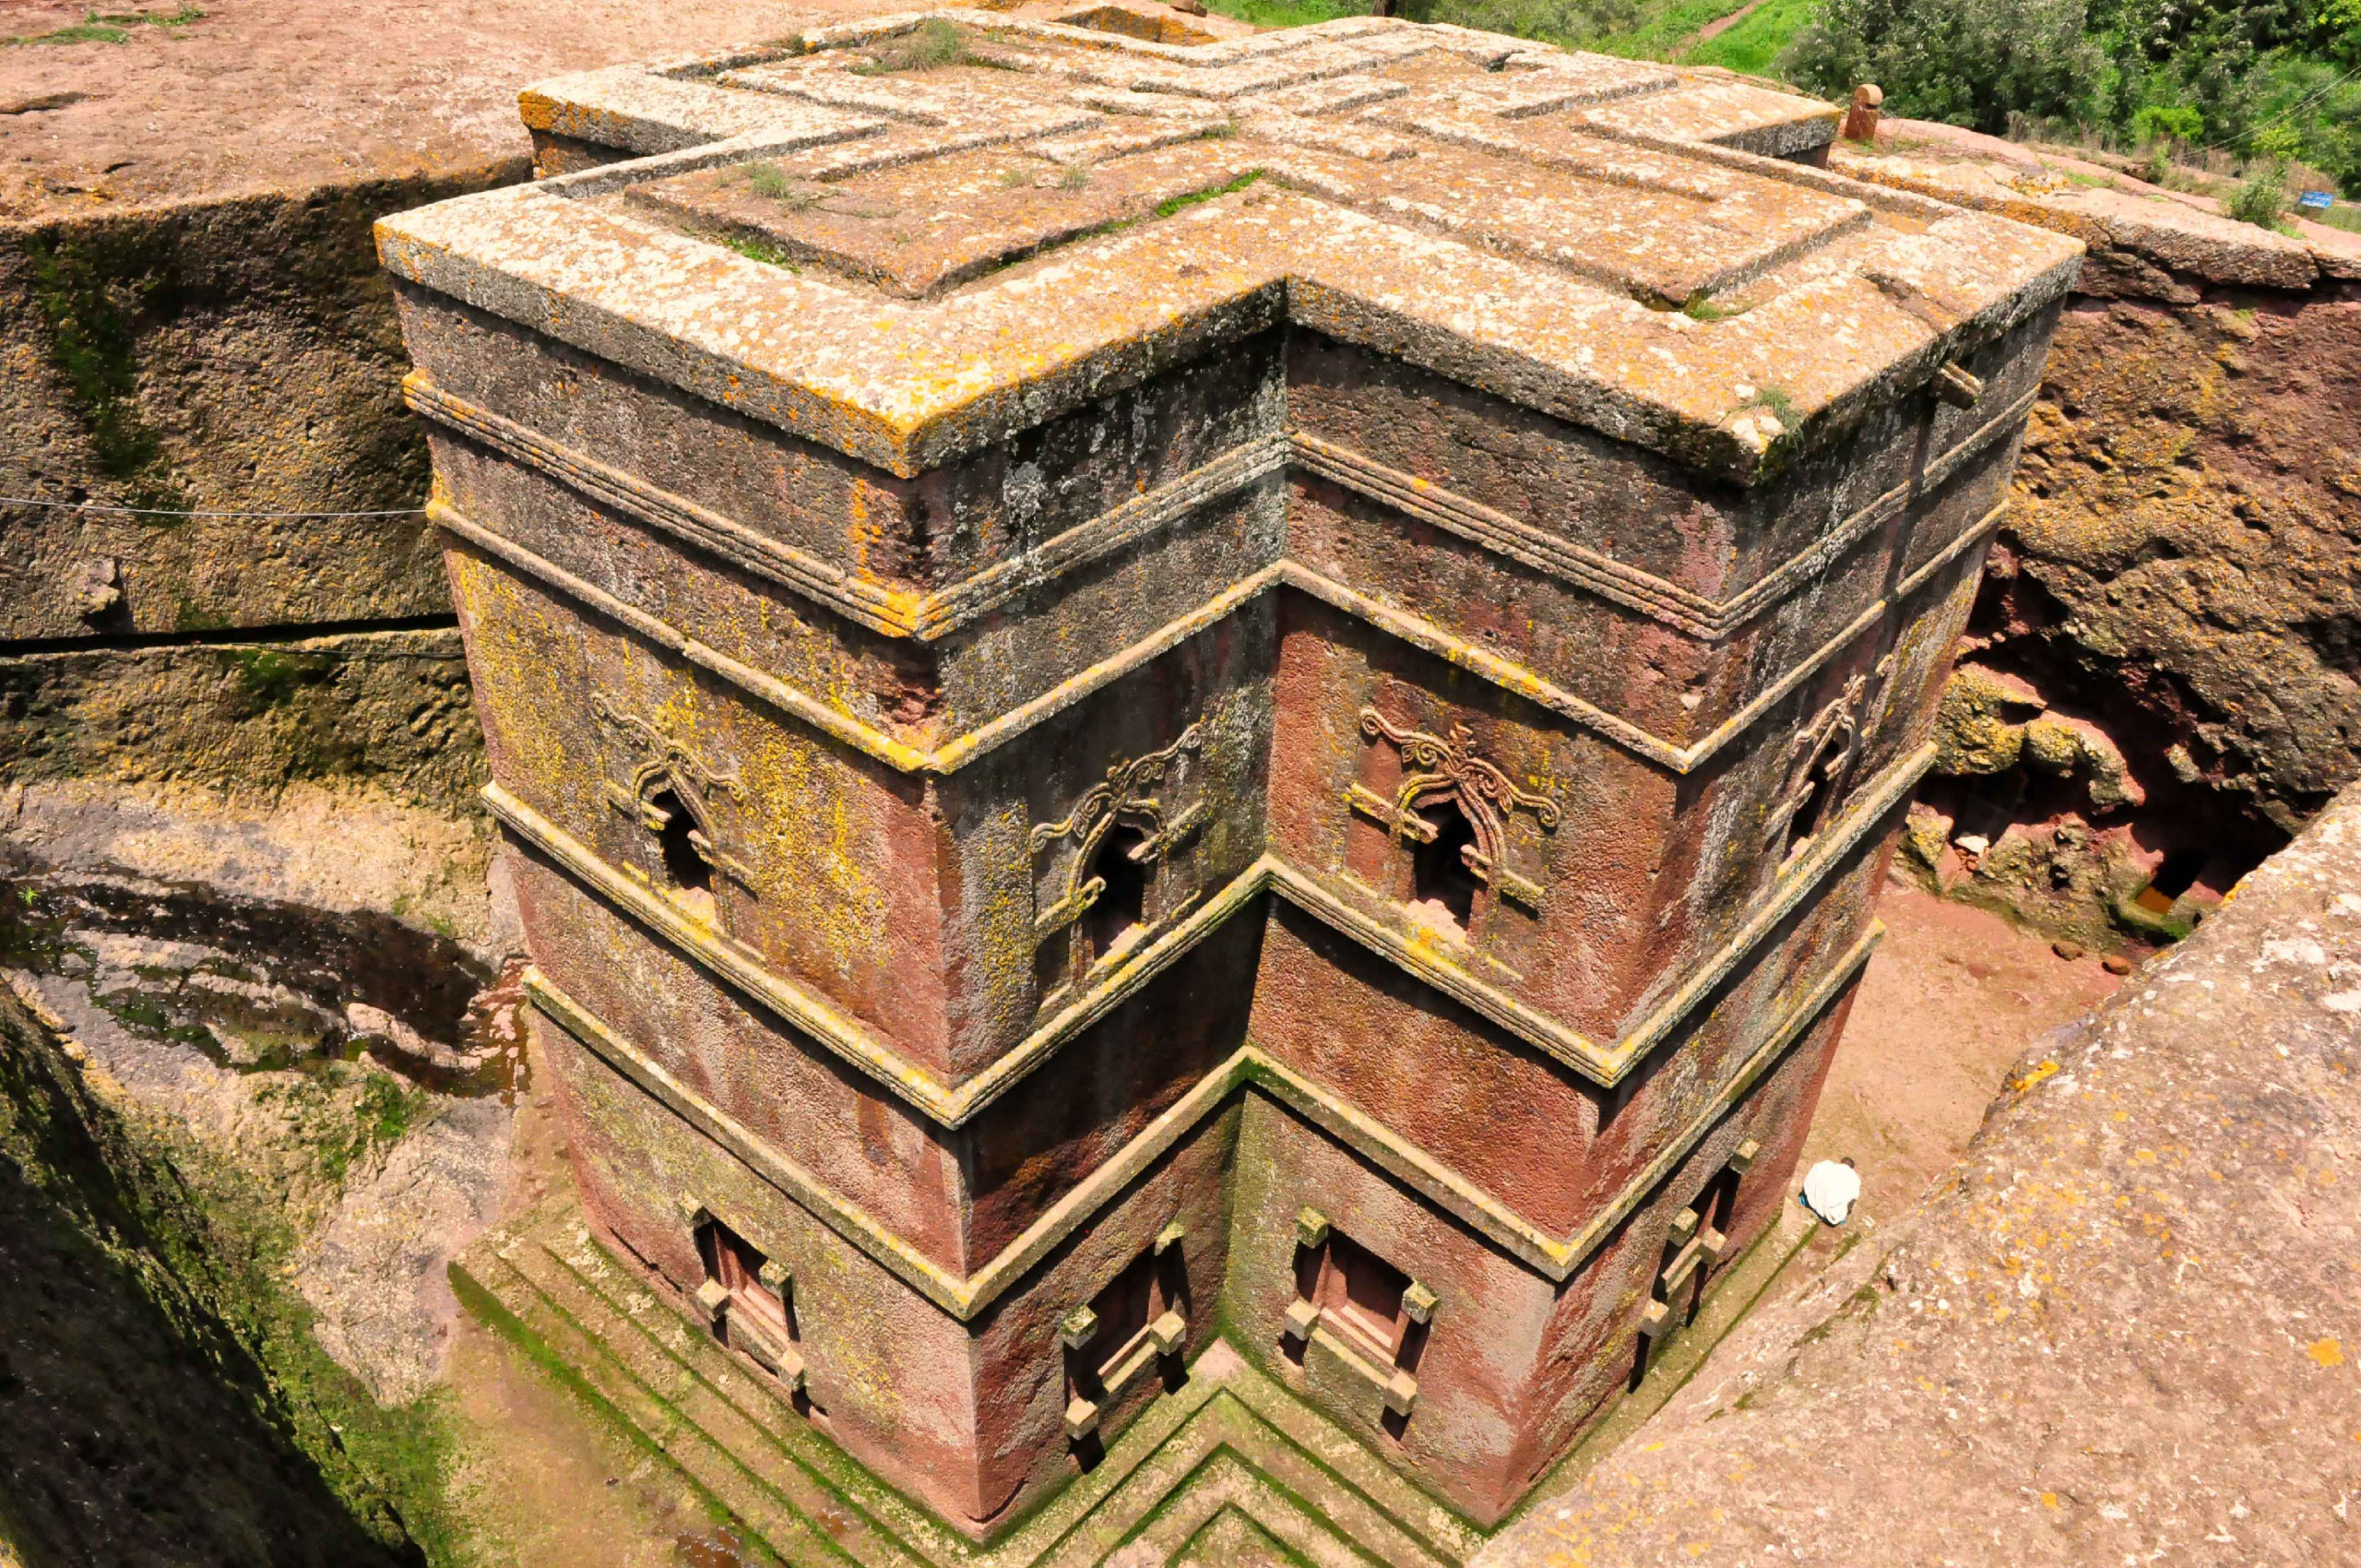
[1481,777,2361,1565]
[1833,121,2361,948]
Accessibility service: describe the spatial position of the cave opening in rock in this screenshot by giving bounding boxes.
[2135,847,2210,913]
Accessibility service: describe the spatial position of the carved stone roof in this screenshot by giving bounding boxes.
[375,9,2082,482]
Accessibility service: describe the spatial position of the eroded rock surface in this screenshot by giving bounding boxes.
[1,781,523,1403]
[0,0,913,807]
[1835,121,2361,948]
[1483,779,2361,1566]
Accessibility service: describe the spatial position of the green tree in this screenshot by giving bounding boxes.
[1781,0,2105,134]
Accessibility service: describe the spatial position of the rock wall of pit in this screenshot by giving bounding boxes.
[0,173,517,812]
[1832,125,2361,948]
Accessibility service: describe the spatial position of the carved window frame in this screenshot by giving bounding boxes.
[1631,1139,1758,1387]
[1059,1222,1189,1446]
[1281,1208,1435,1427]
[681,1197,815,1408]
[1348,707,1561,942]
[594,695,753,924]
[1766,676,1867,872]
[1029,722,1206,1009]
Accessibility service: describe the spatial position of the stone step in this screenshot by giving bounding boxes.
[504,1226,924,1560]
[459,1231,898,1566]
[453,1201,1504,1567]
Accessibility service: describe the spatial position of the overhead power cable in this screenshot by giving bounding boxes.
[2,495,428,519]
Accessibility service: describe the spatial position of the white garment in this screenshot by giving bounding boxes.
[1800,1160,1862,1225]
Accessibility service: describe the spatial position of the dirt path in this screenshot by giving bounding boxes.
[1691,0,1763,44]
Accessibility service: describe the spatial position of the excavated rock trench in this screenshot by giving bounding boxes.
[0,792,528,1382]
[1827,121,2361,955]
[0,16,2356,1567]
[0,779,528,1564]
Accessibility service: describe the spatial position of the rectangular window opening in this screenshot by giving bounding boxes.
[1081,1250,1162,1382]
[1317,1231,1412,1365]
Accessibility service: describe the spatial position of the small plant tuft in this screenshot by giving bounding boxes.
[849,18,969,75]
[720,234,802,271]
[1153,170,1264,220]
[1738,384,1802,427]
[743,162,824,212]
[1057,162,1093,191]
[2225,171,2291,232]
[1682,292,1749,322]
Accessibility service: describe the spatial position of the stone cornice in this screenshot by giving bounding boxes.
[378,24,2082,488]
[426,396,2007,775]
[410,373,2033,650]
[484,738,1925,1117]
[526,918,1878,1317]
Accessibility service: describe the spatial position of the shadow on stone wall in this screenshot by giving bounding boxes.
[0,984,434,1568]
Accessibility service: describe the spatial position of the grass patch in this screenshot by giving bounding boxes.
[1155,169,1265,218]
[1058,162,1093,190]
[1587,0,1758,58]
[6,6,203,44]
[719,233,802,271]
[741,162,825,212]
[1745,384,1797,419]
[849,18,973,74]
[1679,0,1813,74]
[352,1073,425,1154]
[1682,291,1750,320]
[1198,0,1366,27]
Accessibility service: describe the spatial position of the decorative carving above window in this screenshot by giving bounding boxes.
[1031,722,1207,1005]
[1766,675,1867,870]
[593,695,753,917]
[1349,707,1560,934]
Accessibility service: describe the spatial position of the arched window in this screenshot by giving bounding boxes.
[1352,708,1561,944]
[1784,757,1840,861]
[1410,800,1482,933]
[1026,725,1208,1011]
[1084,821,1152,967]
[647,785,717,923]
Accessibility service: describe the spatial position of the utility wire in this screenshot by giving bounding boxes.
[2,495,427,518]
[2185,59,2361,157]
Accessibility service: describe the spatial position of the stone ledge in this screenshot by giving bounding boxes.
[1829,116,2361,301]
